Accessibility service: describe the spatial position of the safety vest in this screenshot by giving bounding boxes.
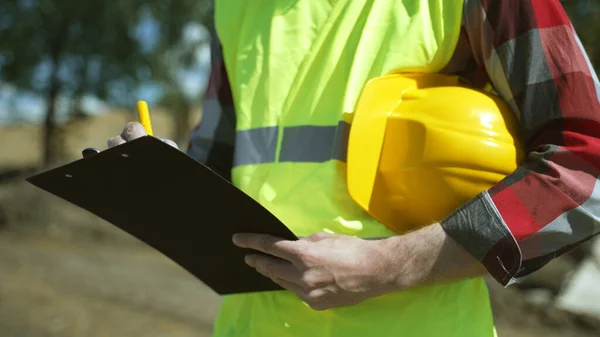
[212,1,495,336]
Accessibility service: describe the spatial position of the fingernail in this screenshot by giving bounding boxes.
[244,255,254,266]
[232,234,240,244]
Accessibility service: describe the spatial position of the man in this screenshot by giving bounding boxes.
[110,0,600,336]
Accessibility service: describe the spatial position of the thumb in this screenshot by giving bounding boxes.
[121,122,147,142]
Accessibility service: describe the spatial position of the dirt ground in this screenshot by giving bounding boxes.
[0,186,599,337]
[0,233,220,337]
[1,229,599,337]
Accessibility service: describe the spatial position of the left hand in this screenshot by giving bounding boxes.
[232,232,400,310]
[107,122,179,149]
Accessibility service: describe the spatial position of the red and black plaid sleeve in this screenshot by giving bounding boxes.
[441,0,600,286]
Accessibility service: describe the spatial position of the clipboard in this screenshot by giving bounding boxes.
[26,136,298,295]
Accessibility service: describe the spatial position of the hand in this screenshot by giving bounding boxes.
[232,232,400,311]
[233,225,487,311]
[107,122,179,149]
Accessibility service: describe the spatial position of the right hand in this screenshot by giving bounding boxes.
[107,122,179,149]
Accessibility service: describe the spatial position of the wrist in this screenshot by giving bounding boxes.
[376,236,410,291]
[377,223,485,291]
[380,225,445,290]
[360,236,406,294]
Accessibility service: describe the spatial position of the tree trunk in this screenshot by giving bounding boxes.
[42,23,67,166]
[42,66,62,166]
[174,99,192,147]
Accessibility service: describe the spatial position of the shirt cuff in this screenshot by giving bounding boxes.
[440,191,523,286]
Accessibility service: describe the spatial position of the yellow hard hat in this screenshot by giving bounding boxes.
[346,73,524,234]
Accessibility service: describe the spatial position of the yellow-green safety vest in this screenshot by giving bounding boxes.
[213,1,495,336]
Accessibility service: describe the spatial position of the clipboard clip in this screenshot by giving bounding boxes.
[82,147,100,158]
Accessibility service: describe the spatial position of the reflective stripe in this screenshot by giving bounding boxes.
[332,121,350,162]
[233,126,278,166]
[188,100,236,163]
[233,121,350,167]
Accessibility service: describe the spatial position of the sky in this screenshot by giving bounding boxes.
[0,12,211,126]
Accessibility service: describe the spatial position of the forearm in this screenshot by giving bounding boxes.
[382,224,487,290]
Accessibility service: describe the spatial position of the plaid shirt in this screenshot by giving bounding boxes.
[188,0,600,286]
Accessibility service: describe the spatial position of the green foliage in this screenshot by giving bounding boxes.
[0,0,142,99]
[0,0,212,108]
[0,0,212,164]
[563,0,600,72]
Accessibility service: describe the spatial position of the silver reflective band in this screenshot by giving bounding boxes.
[233,121,350,167]
[233,126,279,166]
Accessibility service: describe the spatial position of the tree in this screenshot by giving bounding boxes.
[563,0,600,71]
[0,0,213,165]
[144,1,213,145]
[0,0,145,165]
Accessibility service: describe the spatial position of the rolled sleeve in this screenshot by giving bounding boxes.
[444,0,600,286]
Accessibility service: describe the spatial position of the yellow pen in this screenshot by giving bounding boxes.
[136,100,154,136]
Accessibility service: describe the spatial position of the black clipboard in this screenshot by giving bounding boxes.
[26,136,298,295]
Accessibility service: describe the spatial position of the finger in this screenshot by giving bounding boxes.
[107,136,126,148]
[163,139,179,149]
[121,122,147,142]
[272,277,311,301]
[270,278,336,310]
[155,136,180,149]
[246,254,303,284]
[233,233,300,261]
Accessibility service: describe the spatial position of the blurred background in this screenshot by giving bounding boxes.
[0,0,599,336]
